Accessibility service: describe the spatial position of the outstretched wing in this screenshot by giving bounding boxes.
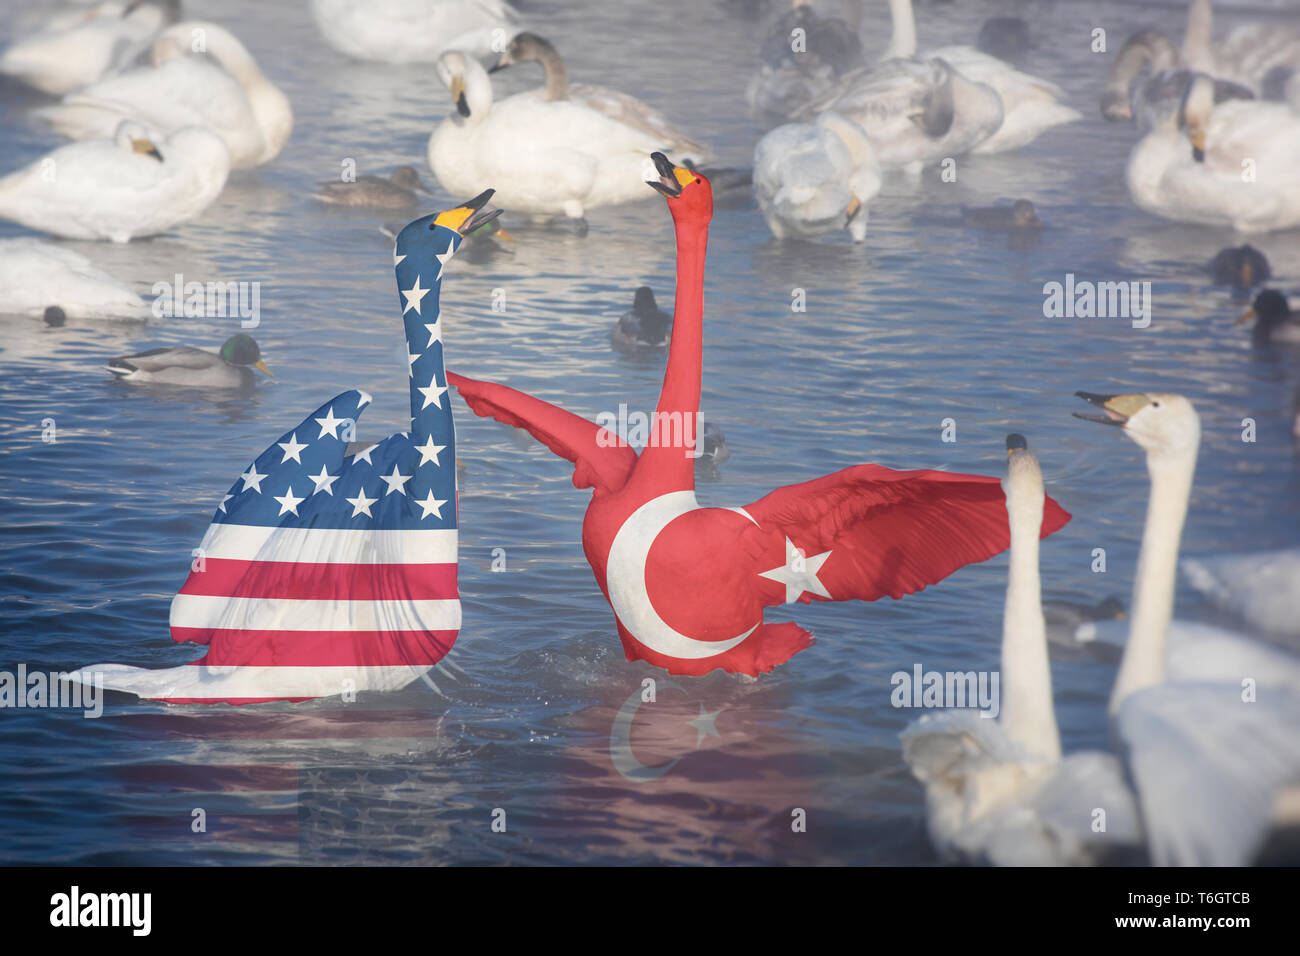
[743,464,1069,604]
[447,370,637,495]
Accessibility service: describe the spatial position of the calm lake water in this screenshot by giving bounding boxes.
[1,0,1298,865]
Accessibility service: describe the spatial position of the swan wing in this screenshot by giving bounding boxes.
[1182,549,1300,640]
[567,83,712,163]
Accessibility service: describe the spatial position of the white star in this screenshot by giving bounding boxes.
[217,494,232,513]
[346,488,376,518]
[407,348,419,377]
[356,391,372,409]
[240,466,266,493]
[423,318,441,348]
[393,246,405,267]
[315,407,345,439]
[758,537,833,604]
[379,466,412,496]
[308,465,339,496]
[687,705,722,748]
[414,435,446,467]
[401,275,429,314]
[415,490,447,519]
[274,484,305,516]
[277,432,307,464]
[417,373,447,409]
[434,240,456,276]
[350,444,376,465]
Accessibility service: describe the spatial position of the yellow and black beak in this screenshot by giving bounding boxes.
[1188,127,1206,163]
[131,137,163,162]
[1005,433,1028,456]
[845,195,863,227]
[450,75,469,117]
[646,151,697,198]
[254,358,273,378]
[434,188,501,235]
[1073,391,1149,427]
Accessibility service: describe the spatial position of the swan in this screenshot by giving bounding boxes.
[752,111,882,242]
[1183,548,1300,640]
[795,56,1003,174]
[1101,30,1254,128]
[428,53,705,228]
[1125,74,1300,233]
[745,0,865,127]
[0,120,229,242]
[106,334,272,389]
[0,0,178,96]
[490,33,711,165]
[1074,390,1300,865]
[309,0,518,63]
[34,21,292,170]
[610,286,671,352]
[0,239,148,319]
[1207,243,1270,290]
[882,0,1081,154]
[313,166,429,207]
[901,434,1143,866]
[1180,0,1300,93]
[1235,290,1300,344]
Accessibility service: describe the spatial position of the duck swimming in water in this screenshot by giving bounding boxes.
[447,153,1070,677]
[106,334,272,389]
[610,285,671,352]
[962,199,1041,230]
[1238,290,1300,345]
[314,166,429,208]
[1207,244,1270,290]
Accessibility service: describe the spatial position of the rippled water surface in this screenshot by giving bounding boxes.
[1,0,1299,865]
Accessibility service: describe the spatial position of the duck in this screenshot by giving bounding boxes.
[745,0,864,127]
[66,194,495,704]
[879,0,1081,154]
[1236,290,1300,344]
[694,421,730,482]
[1207,244,1270,290]
[1182,547,1300,640]
[1073,390,1300,865]
[428,53,706,229]
[0,120,229,242]
[901,435,1142,866]
[961,199,1041,231]
[0,238,148,319]
[1125,74,1300,233]
[753,111,882,242]
[106,333,272,388]
[314,166,429,208]
[35,21,292,170]
[976,17,1031,63]
[490,33,711,164]
[0,0,179,96]
[1101,30,1254,129]
[1042,595,1125,648]
[446,153,1069,677]
[309,0,518,63]
[610,286,671,352]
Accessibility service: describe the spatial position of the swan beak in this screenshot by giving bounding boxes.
[1236,306,1256,325]
[450,76,470,117]
[254,359,273,378]
[435,188,500,234]
[1005,433,1028,456]
[1073,391,1149,426]
[131,138,163,161]
[646,151,696,197]
[845,195,863,225]
[1188,128,1206,162]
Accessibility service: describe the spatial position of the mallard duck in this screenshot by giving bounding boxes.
[962,198,1041,230]
[1238,290,1300,344]
[1207,244,1270,290]
[313,166,428,207]
[694,422,730,481]
[610,286,671,352]
[106,334,272,388]
[976,17,1031,62]
[1042,596,1125,647]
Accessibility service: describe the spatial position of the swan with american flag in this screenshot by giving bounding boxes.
[66,191,501,704]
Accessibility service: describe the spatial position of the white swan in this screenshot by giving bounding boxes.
[883,0,1081,154]
[1075,391,1300,866]
[0,239,148,319]
[752,111,881,242]
[0,120,230,242]
[745,0,865,127]
[0,0,178,96]
[796,56,1003,174]
[428,52,702,226]
[901,435,1143,866]
[1126,74,1300,233]
[1101,30,1256,129]
[1182,549,1300,640]
[34,21,292,170]
[309,0,517,63]
[1181,0,1300,93]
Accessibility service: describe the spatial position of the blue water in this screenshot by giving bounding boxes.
[1,0,1298,865]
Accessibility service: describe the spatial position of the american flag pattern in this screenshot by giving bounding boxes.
[73,214,464,704]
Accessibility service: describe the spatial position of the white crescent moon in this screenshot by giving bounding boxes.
[605,491,757,661]
[609,679,684,781]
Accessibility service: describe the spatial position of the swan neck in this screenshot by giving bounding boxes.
[886,0,918,58]
[538,48,569,100]
[1182,0,1213,67]
[1109,447,1197,713]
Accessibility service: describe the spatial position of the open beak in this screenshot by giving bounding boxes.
[1073,391,1149,427]
[434,188,501,235]
[646,151,696,197]
[1236,306,1256,326]
[254,359,273,378]
[131,138,163,162]
[450,76,469,117]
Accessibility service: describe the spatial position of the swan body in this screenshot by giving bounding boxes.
[429,54,703,222]
[1125,76,1300,232]
[309,0,517,63]
[1183,549,1300,638]
[1102,31,1256,129]
[35,22,293,170]
[0,239,148,319]
[0,121,230,242]
[753,111,882,242]
[0,0,178,96]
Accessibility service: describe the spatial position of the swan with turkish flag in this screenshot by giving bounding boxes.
[65,192,500,704]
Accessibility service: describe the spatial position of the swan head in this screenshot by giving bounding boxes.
[646,151,713,223]
[1177,74,1217,162]
[112,120,163,161]
[1074,392,1200,460]
[1002,433,1045,520]
[220,334,271,377]
[1101,29,1180,122]
[397,190,502,262]
[437,51,491,120]
[490,32,558,72]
